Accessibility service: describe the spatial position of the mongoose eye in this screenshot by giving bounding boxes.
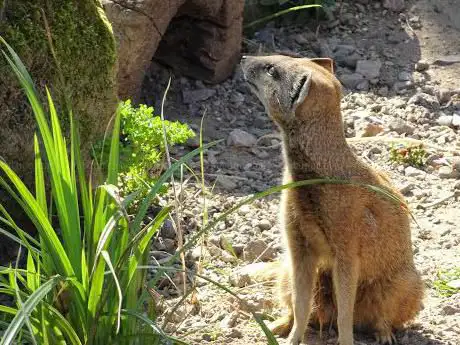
[266,65,276,77]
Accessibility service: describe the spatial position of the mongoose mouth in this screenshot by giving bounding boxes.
[245,79,259,92]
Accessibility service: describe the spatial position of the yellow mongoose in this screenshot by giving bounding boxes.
[240,55,423,345]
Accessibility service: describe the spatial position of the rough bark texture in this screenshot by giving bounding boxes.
[103,0,244,100]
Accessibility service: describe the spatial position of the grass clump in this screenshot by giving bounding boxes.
[433,268,460,297]
[0,37,199,345]
[389,144,427,168]
[93,100,195,199]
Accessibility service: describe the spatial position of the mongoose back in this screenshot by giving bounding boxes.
[240,55,423,345]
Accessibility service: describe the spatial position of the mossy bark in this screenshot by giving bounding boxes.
[0,0,117,188]
[0,0,117,245]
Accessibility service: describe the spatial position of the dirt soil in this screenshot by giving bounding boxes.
[140,0,460,344]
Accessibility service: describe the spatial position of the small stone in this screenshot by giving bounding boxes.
[202,334,212,341]
[437,115,453,126]
[405,166,424,177]
[162,238,176,253]
[238,204,251,216]
[227,129,257,147]
[393,80,414,92]
[436,88,452,103]
[182,88,216,104]
[383,0,405,11]
[243,239,277,262]
[389,119,415,134]
[452,113,460,127]
[398,71,412,81]
[441,305,460,316]
[257,218,272,231]
[451,157,460,171]
[415,61,430,72]
[454,181,460,190]
[446,279,460,289]
[215,175,237,190]
[356,60,382,79]
[439,166,459,179]
[224,328,243,339]
[356,80,370,91]
[339,73,365,89]
[399,183,415,195]
[377,86,389,96]
[160,219,176,239]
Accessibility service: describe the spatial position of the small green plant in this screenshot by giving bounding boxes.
[93,100,195,198]
[433,268,460,297]
[389,144,427,168]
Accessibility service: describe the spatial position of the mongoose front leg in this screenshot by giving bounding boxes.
[286,246,319,345]
[333,255,359,345]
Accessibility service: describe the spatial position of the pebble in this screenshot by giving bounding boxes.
[182,88,216,104]
[405,166,424,177]
[447,279,460,289]
[452,113,460,127]
[257,218,272,231]
[215,175,237,190]
[437,115,453,126]
[339,73,365,89]
[389,118,415,134]
[415,60,430,72]
[227,129,257,147]
[355,60,382,79]
[243,239,277,262]
[398,71,412,81]
[238,204,251,216]
[439,166,458,179]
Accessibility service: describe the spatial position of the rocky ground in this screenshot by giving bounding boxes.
[140,0,460,344]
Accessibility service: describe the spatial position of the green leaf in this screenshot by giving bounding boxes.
[244,4,322,29]
[0,275,63,345]
[101,251,122,334]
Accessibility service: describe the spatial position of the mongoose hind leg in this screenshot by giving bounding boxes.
[353,268,423,344]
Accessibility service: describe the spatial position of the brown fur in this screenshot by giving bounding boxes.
[240,55,423,345]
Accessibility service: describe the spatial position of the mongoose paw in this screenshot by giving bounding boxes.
[374,331,396,345]
[286,329,304,345]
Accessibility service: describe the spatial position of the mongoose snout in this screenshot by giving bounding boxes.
[241,54,423,345]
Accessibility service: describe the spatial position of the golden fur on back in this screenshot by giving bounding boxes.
[240,55,423,345]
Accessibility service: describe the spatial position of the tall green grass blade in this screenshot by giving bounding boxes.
[0,164,72,277]
[101,251,122,334]
[34,135,47,215]
[0,275,63,345]
[132,141,222,233]
[26,251,37,292]
[45,88,82,278]
[0,210,40,248]
[107,107,121,185]
[244,4,322,29]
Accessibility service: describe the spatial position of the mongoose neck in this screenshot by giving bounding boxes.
[281,109,358,180]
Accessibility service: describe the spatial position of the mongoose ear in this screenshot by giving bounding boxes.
[290,72,312,110]
[310,58,335,74]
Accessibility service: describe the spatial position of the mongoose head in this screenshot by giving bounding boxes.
[240,55,341,128]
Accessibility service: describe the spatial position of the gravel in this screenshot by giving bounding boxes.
[140,1,460,344]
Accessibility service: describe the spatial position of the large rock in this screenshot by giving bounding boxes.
[103,0,244,100]
[0,0,118,255]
